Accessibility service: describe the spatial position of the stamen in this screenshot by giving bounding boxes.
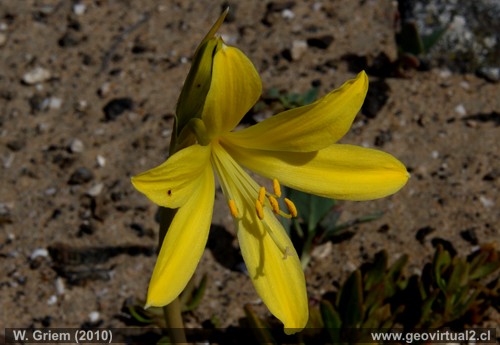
[228,199,239,218]
[272,178,282,198]
[255,199,265,220]
[284,198,298,218]
[268,195,280,214]
[258,187,266,205]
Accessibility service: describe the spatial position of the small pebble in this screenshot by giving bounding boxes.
[73,3,86,15]
[49,97,62,109]
[97,82,111,98]
[291,40,308,60]
[103,97,134,121]
[68,167,94,185]
[30,248,49,260]
[47,295,58,305]
[87,183,104,197]
[69,139,84,153]
[88,311,100,323]
[454,104,466,116]
[22,67,51,84]
[281,9,295,19]
[55,277,65,295]
[477,67,500,82]
[479,195,494,208]
[96,155,106,167]
[431,150,439,159]
[45,187,57,196]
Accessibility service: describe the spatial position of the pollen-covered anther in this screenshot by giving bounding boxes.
[258,186,266,205]
[284,198,298,218]
[228,199,239,218]
[272,178,282,198]
[255,199,265,220]
[268,195,280,214]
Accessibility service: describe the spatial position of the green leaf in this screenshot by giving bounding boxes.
[243,304,277,345]
[338,270,364,327]
[320,300,342,343]
[286,187,336,233]
[184,274,208,311]
[433,245,451,291]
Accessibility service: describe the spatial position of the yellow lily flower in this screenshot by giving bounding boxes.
[131,12,409,334]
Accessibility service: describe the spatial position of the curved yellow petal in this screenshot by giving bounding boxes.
[211,143,308,331]
[238,207,309,332]
[146,165,215,307]
[202,44,262,137]
[131,144,211,208]
[224,143,410,201]
[224,71,368,152]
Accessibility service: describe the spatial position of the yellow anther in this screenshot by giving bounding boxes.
[258,186,266,205]
[228,199,239,218]
[272,178,282,198]
[255,199,265,220]
[284,198,298,218]
[268,195,280,214]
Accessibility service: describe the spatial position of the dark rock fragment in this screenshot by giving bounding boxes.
[103,97,134,121]
[68,167,94,185]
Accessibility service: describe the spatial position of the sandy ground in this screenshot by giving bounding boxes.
[0,0,498,342]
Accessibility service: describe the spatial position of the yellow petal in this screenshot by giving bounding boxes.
[238,207,309,332]
[224,71,368,152]
[146,166,214,307]
[211,143,308,331]
[131,144,211,208]
[224,143,410,201]
[202,44,262,137]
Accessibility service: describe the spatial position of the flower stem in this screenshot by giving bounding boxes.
[158,207,187,343]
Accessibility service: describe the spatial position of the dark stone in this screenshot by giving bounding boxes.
[431,237,457,257]
[374,129,393,147]
[415,226,435,244]
[307,35,334,49]
[460,228,478,245]
[6,139,25,151]
[68,167,94,185]
[103,97,134,121]
[58,32,81,47]
[362,79,390,118]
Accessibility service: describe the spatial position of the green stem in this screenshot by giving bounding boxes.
[158,207,186,343]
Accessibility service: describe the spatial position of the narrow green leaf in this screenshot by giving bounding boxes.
[338,270,364,327]
[243,304,277,345]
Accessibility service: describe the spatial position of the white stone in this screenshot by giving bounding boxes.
[30,248,49,260]
[73,3,86,15]
[47,295,58,305]
[49,97,62,109]
[70,139,84,153]
[454,104,466,116]
[291,40,308,60]
[87,183,104,197]
[479,195,494,208]
[96,155,106,167]
[88,311,100,323]
[22,67,51,84]
[55,277,65,295]
[281,9,295,19]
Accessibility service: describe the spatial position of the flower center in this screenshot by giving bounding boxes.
[211,143,298,259]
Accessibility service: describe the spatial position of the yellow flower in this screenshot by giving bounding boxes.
[131,10,409,334]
